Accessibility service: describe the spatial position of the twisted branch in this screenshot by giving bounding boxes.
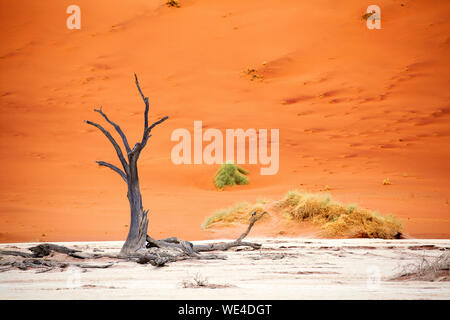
[85,120,129,175]
[94,107,132,154]
[141,116,169,149]
[130,74,169,156]
[134,73,150,132]
[96,161,127,183]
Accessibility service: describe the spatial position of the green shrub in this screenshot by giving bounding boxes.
[214,162,249,189]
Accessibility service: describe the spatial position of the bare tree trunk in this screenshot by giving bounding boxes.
[121,155,149,255]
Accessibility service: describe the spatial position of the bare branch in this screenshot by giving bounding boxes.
[236,211,267,242]
[141,116,169,148]
[193,211,266,252]
[134,73,149,130]
[146,116,169,135]
[85,120,129,174]
[94,107,132,154]
[0,250,32,258]
[146,211,266,254]
[131,74,169,158]
[96,161,127,183]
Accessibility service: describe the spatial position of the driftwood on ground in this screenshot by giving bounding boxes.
[147,212,266,253]
[0,212,265,272]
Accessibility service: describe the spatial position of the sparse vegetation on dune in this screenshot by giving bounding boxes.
[242,67,263,81]
[202,190,403,239]
[201,201,266,229]
[166,0,180,8]
[278,190,403,239]
[214,162,249,190]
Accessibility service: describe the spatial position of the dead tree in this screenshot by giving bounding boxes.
[0,76,268,271]
[85,74,168,255]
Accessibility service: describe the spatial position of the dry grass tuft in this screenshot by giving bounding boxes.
[181,273,208,288]
[277,190,403,239]
[243,67,263,81]
[201,202,267,229]
[202,190,402,239]
[181,273,236,289]
[393,252,450,281]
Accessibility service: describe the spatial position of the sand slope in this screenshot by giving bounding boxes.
[0,0,449,242]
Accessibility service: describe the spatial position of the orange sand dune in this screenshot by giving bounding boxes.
[0,0,449,243]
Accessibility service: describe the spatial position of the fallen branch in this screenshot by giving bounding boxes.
[29,243,80,257]
[0,250,33,258]
[76,262,115,269]
[147,211,266,253]
[195,212,266,252]
[0,212,266,271]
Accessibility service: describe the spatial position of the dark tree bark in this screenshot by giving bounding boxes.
[0,211,266,271]
[85,74,168,256]
[146,212,267,253]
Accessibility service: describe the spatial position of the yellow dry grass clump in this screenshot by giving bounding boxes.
[278,190,402,239]
[201,190,403,239]
[201,201,267,229]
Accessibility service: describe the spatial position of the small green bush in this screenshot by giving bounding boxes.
[214,162,249,189]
